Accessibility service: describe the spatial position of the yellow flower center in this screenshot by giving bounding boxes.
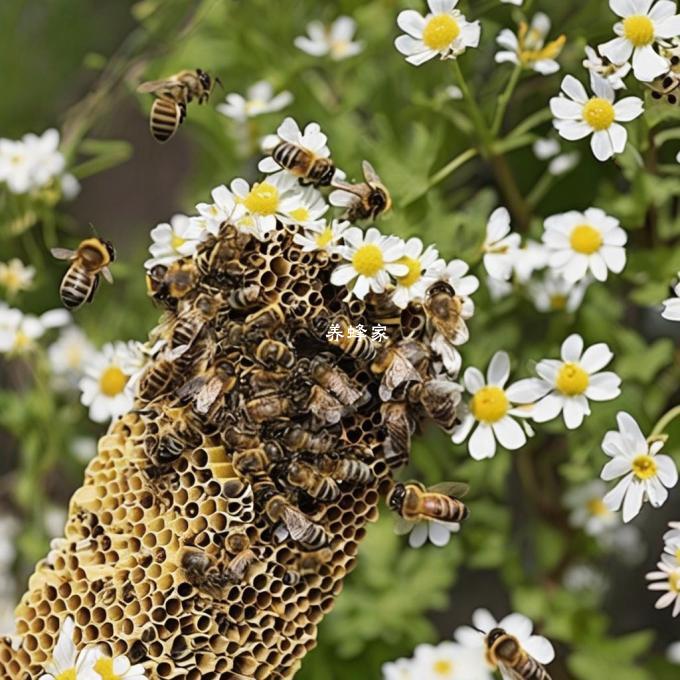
[470,386,509,424]
[433,659,453,675]
[422,14,460,51]
[670,571,680,593]
[11,154,23,165]
[586,498,610,517]
[99,366,127,397]
[314,227,334,249]
[55,670,77,680]
[623,15,655,47]
[171,234,186,250]
[570,224,602,254]
[352,243,384,277]
[582,98,615,131]
[518,21,566,64]
[675,546,680,562]
[289,207,310,223]
[632,454,657,480]
[13,330,31,351]
[396,256,422,288]
[550,294,568,311]
[244,182,279,215]
[66,344,83,369]
[94,656,121,680]
[0,269,21,291]
[556,362,589,396]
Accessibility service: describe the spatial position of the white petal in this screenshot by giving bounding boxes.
[561,75,589,104]
[531,394,564,423]
[601,456,632,480]
[622,480,644,522]
[563,395,589,429]
[561,333,584,362]
[591,129,614,161]
[599,36,633,65]
[580,343,613,373]
[524,636,556,664]
[469,423,496,460]
[464,367,485,394]
[492,416,526,450]
[487,351,510,387]
[500,613,533,641]
[506,378,553,403]
[397,10,426,37]
[585,372,621,400]
[610,0,638,18]
[600,245,626,273]
[555,120,592,141]
[632,44,668,82]
[655,455,679,487]
[655,14,680,38]
[551,97,583,120]
[614,97,644,121]
[603,474,632,511]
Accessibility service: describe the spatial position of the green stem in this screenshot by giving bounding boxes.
[452,60,492,155]
[506,107,553,139]
[527,171,555,208]
[492,64,522,137]
[650,404,680,438]
[653,127,680,148]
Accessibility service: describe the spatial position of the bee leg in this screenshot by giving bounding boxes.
[86,276,100,304]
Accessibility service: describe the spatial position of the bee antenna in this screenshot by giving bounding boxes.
[472,626,485,635]
[88,222,99,236]
[214,76,224,90]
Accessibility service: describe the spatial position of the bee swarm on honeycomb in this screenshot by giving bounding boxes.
[2,148,471,680]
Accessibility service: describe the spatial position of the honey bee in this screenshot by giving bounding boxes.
[243,393,291,423]
[255,338,295,369]
[51,237,115,310]
[171,293,221,349]
[137,69,221,143]
[138,357,176,400]
[228,284,262,310]
[267,135,335,186]
[323,316,377,361]
[248,368,289,393]
[177,358,237,416]
[146,261,198,308]
[232,447,273,482]
[244,303,286,332]
[307,385,346,425]
[330,160,392,222]
[387,481,470,524]
[424,281,468,345]
[223,426,261,451]
[144,432,185,466]
[310,356,364,405]
[409,378,462,431]
[287,461,340,502]
[381,401,415,469]
[282,425,336,454]
[484,628,552,680]
[224,531,257,583]
[264,495,328,550]
[297,547,332,574]
[371,341,428,401]
[180,549,228,592]
[196,235,247,279]
[321,455,373,486]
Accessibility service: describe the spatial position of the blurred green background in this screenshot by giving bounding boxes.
[1,1,680,678]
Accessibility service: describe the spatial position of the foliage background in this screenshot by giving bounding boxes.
[1,0,680,678]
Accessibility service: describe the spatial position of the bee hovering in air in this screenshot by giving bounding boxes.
[137,69,221,143]
[51,237,115,310]
[330,160,392,222]
[264,134,336,187]
[387,480,470,526]
[484,627,553,680]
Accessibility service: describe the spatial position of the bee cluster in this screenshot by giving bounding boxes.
[3,192,470,679]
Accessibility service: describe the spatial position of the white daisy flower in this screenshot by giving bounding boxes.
[330,227,407,300]
[583,45,631,90]
[662,279,680,321]
[599,0,680,82]
[563,480,619,535]
[529,272,589,313]
[39,617,100,680]
[532,137,580,176]
[0,138,35,193]
[144,214,204,268]
[217,81,293,122]
[513,240,549,284]
[668,641,680,664]
[451,351,533,460]
[79,341,142,424]
[562,564,608,594]
[294,16,363,61]
[93,653,148,680]
[0,258,35,297]
[391,237,445,309]
[395,0,481,66]
[382,657,415,680]
[486,276,513,301]
[495,13,566,75]
[646,559,680,616]
[259,117,332,177]
[542,207,627,282]
[284,184,328,229]
[48,326,97,387]
[451,615,494,676]
[23,128,66,188]
[550,74,643,161]
[0,307,46,354]
[293,218,349,254]
[601,411,678,522]
[515,334,621,429]
[195,184,246,235]
[663,522,680,558]
[396,518,460,549]
[443,258,480,299]
[483,207,521,281]
[412,641,490,680]
[464,608,555,666]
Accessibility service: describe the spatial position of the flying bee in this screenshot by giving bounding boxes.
[255,338,295,369]
[310,356,364,406]
[137,69,221,143]
[266,135,335,186]
[283,425,336,454]
[330,160,392,222]
[51,237,115,310]
[287,461,340,502]
[307,384,346,425]
[409,378,462,431]
[243,393,291,423]
[322,316,377,361]
[381,401,415,469]
[171,293,221,349]
[424,281,469,345]
[228,284,261,310]
[177,358,237,416]
[484,628,552,680]
[387,481,470,525]
[180,549,228,592]
[371,341,428,402]
[264,495,328,550]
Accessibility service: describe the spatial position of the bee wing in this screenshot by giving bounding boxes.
[50,247,76,261]
[496,663,525,680]
[167,343,190,360]
[309,387,344,425]
[361,160,383,186]
[283,507,313,542]
[177,376,206,400]
[329,178,365,197]
[136,79,178,94]
[101,266,114,284]
[429,482,470,498]
[196,377,223,414]
[381,353,421,400]
[393,516,416,536]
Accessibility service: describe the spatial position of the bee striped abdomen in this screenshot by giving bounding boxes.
[60,267,95,309]
[150,98,182,143]
[272,143,308,173]
[517,655,551,679]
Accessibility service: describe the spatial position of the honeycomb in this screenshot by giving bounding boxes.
[1,170,469,679]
